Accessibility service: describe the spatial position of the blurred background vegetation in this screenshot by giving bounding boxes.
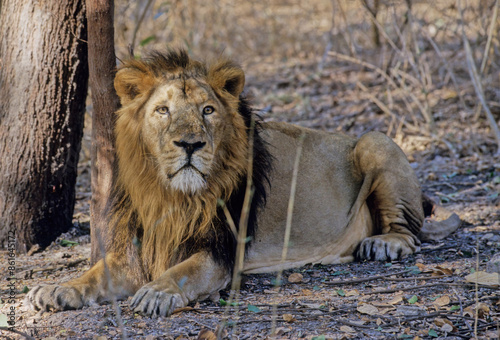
[81,0,500,164]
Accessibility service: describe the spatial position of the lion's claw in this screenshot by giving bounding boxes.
[356,235,414,261]
[130,285,187,317]
[26,285,83,311]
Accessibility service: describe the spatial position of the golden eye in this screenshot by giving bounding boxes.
[156,106,169,115]
[203,106,214,115]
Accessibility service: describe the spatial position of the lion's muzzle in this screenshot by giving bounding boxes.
[168,138,209,194]
[173,140,206,157]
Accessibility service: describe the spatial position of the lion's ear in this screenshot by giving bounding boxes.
[114,66,155,104]
[208,61,245,98]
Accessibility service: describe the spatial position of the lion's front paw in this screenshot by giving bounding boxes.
[26,285,84,312]
[356,234,419,261]
[130,283,188,317]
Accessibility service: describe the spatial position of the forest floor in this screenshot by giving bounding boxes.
[1,52,500,340]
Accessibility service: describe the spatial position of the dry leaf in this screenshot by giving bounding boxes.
[197,329,216,340]
[465,271,500,287]
[271,327,291,336]
[433,295,450,307]
[434,318,453,328]
[464,303,490,318]
[415,263,427,272]
[301,289,313,296]
[298,300,323,309]
[387,295,404,305]
[376,318,383,326]
[357,303,379,315]
[433,266,453,276]
[340,325,356,333]
[346,289,359,297]
[377,307,395,315]
[288,273,303,283]
[282,314,296,323]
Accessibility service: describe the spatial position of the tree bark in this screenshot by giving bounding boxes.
[0,0,88,252]
[86,0,119,263]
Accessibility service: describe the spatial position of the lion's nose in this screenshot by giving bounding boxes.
[173,140,206,156]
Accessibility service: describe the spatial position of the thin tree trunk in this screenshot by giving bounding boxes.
[86,0,120,263]
[0,0,88,252]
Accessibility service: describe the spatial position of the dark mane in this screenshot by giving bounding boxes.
[210,96,272,271]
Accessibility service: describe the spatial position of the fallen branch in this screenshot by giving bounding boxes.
[365,281,499,295]
[324,269,411,285]
[0,327,36,340]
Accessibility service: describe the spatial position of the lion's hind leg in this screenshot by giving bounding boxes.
[352,132,424,261]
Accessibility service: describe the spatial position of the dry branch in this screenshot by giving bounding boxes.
[0,327,36,340]
[324,269,411,285]
[460,2,500,156]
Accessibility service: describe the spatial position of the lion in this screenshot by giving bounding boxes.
[27,49,426,317]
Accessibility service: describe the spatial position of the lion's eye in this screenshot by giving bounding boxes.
[203,106,214,115]
[156,106,169,115]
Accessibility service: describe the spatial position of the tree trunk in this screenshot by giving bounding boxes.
[0,0,88,252]
[86,0,119,263]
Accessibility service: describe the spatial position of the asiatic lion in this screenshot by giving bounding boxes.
[27,49,424,317]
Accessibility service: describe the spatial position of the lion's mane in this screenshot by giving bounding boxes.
[107,50,271,282]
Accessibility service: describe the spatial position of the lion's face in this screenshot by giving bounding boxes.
[142,78,230,194]
[114,51,248,197]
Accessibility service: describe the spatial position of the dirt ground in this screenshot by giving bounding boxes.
[2,1,500,339]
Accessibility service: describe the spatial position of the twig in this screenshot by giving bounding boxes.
[459,0,500,156]
[435,191,458,202]
[324,269,411,285]
[474,233,480,338]
[383,275,446,282]
[356,81,397,120]
[0,327,36,340]
[130,0,155,51]
[420,27,467,109]
[327,51,419,130]
[366,281,498,295]
[271,132,305,334]
[452,287,472,332]
[25,258,88,277]
[96,231,128,340]
[381,311,447,327]
[338,319,377,329]
[364,281,452,295]
[336,0,357,57]
[480,0,499,75]
[219,116,257,337]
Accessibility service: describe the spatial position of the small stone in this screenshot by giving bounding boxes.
[288,273,303,283]
[486,253,500,274]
